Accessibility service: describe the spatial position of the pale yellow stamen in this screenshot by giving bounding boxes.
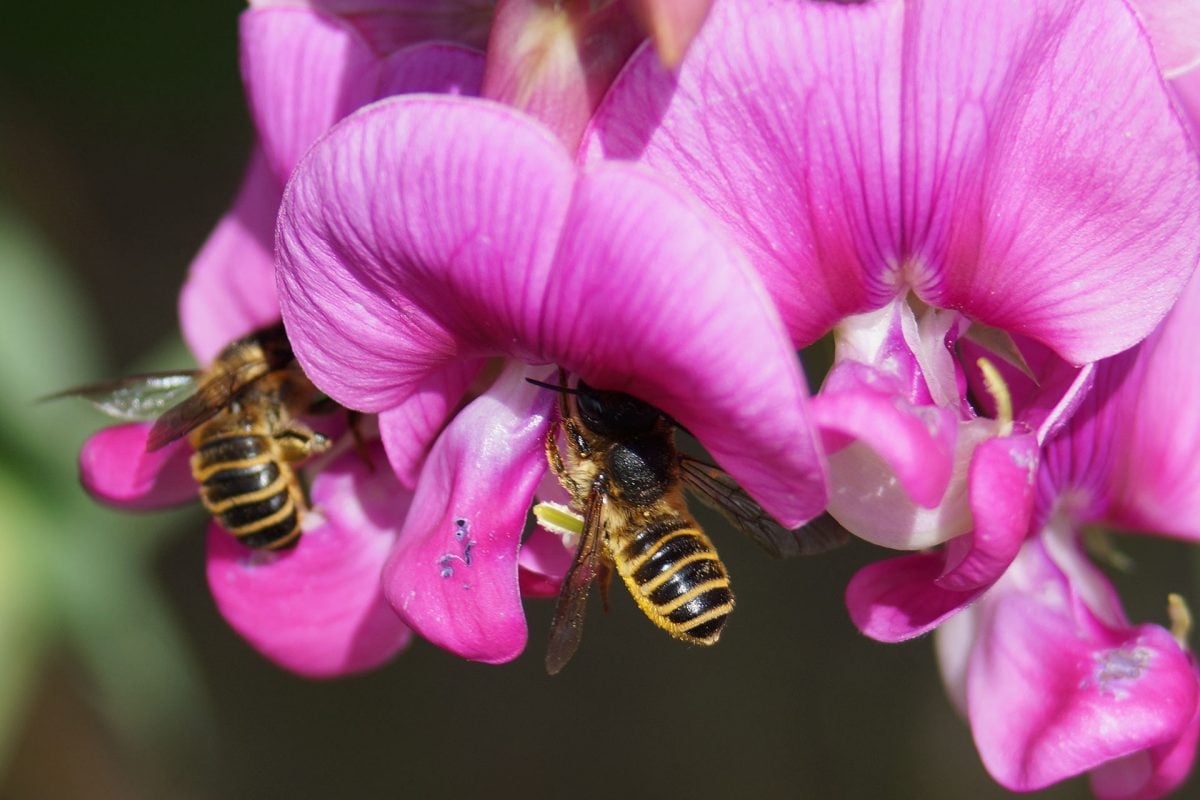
[977,357,1013,437]
[533,501,584,537]
[1168,593,1192,650]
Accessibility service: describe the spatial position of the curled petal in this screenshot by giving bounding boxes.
[937,432,1037,592]
[845,552,974,643]
[277,96,826,525]
[813,361,957,530]
[80,423,196,510]
[178,149,282,365]
[206,445,412,678]
[845,432,1036,640]
[967,538,1199,792]
[382,364,552,663]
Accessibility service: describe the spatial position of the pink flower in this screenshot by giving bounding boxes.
[586,0,1200,635]
[936,267,1200,798]
[79,7,486,676]
[275,94,827,663]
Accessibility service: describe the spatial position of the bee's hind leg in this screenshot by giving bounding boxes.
[272,421,331,463]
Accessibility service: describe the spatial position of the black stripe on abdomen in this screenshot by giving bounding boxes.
[196,433,270,465]
[202,461,282,504]
[234,505,300,550]
[625,521,733,644]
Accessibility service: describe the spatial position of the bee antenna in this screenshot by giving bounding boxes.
[524,377,580,395]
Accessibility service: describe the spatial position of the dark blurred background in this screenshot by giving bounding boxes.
[1,2,1197,798]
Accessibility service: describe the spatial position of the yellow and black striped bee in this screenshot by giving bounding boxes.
[537,373,848,674]
[54,323,330,550]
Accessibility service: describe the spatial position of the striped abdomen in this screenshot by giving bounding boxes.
[190,431,301,550]
[615,516,734,644]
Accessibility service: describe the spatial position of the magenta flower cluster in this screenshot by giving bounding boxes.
[78,1,1200,797]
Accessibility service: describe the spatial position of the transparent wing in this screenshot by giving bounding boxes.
[145,359,272,452]
[42,372,200,422]
[678,455,850,558]
[545,488,607,676]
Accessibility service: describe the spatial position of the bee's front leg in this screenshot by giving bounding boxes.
[545,418,584,501]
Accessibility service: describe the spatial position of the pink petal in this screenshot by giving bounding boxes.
[1127,0,1200,76]
[277,95,826,525]
[1174,67,1200,136]
[377,359,481,489]
[845,433,1037,640]
[241,6,378,182]
[482,0,642,149]
[967,539,1199,792]
[936,433,1037,592]
[812,360,957,522]
[586,0,900,346]
[382,364,552,663]
[1090,693,1200,800]
[79,423,196,510]
[925,0,1200,363]
[241,7,484,182]
[206,444,412,677]
[516,527,573,600]
[845,552,976,643]
[586,0,1200,361]
[1102,272,1200,540]
[178,149,282,365]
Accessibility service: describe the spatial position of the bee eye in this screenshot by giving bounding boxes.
[576,381,661,436]
[575,387,607,430]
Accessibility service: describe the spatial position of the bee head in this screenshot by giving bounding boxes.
[575,380,663,437]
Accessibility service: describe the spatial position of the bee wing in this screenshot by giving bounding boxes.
[42,372,200,422]
[145,360,272,452]
[545,488,607,676]
[678,455,850,558]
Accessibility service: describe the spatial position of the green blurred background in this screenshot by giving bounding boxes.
[1,2,1197,798]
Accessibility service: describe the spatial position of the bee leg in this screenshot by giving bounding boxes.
[598,561,613,613]
[545,418,583,500]
[273,421,331,463]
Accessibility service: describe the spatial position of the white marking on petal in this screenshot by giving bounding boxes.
[1083,644,1153,700]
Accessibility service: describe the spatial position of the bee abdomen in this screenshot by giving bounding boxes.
[192,434,301,550]
[619,517,734,645]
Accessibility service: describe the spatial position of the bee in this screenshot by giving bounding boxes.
[536,373,848,674]
[52,322,331,550]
